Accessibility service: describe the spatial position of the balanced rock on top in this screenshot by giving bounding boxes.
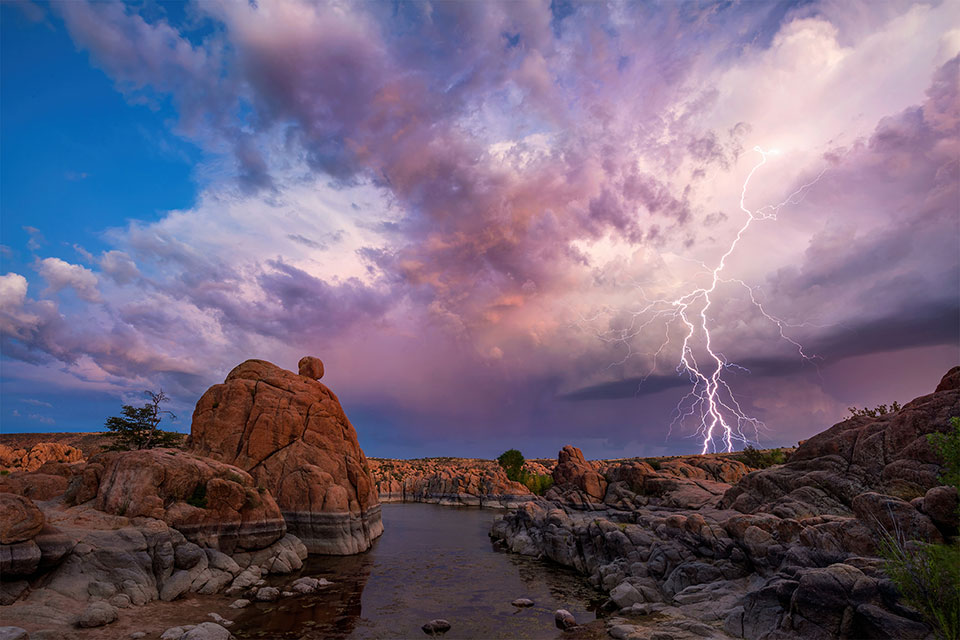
[190,358,383,554]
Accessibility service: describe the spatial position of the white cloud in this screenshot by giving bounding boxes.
[36,257,102,302]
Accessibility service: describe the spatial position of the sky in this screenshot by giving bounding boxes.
[0,0,958,460]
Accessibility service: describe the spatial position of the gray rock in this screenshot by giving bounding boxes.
[0,628,29,640]
[110,593,133,608]
[555,609,577,630]
[723,606,745,637]
[0,582,29,606]
[421,619,451,635]
[182,623,232,640]
[77,601,118,628]
[609,624,639,639]
[854,603,929,640]
[610,581,643,608]
[87,580,118,598]
[131,634,147,639]
[229,598,250,609]
[160,569,194,602]
[254,586,280,602]
[207,613,233,627]
[174,542,205,569]
[511,598,534,607]
[291,576,326,593]
[205,548,241,575]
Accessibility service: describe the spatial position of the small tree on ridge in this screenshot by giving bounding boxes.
[105,390,182,451]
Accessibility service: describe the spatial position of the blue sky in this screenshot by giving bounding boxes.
[0,1,957,458]
[1,4,201,272]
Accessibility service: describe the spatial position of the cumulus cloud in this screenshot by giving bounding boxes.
[1,0,955,454]
[35,257,102,302]
[99,250,140,285]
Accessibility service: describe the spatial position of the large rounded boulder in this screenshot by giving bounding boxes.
[190,358,383,554]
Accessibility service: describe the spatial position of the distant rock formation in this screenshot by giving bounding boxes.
[191,358,383,554]
[0,443,83,472]
[369,458,545,508]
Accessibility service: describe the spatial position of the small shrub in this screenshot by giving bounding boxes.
[497,449,525,482]
[647,459,662,471]
[848,401,902,419]
[0,470,9,476]
[734,446,788,469]
[186,483,208,509]
[878,532,960,640]
[224,472,245,485]
[928,417,960,490]
[523,473,554,496]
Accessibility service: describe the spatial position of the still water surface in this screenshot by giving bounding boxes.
[233,503,604,639]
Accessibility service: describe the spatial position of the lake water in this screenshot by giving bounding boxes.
[232,502,605,639]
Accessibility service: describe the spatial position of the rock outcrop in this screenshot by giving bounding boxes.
[65,448,287,554]
[0,494,73,581]
[369,458,546,508]
[491,368,960,640]
[720,365,960,540]
[191,358,382,554]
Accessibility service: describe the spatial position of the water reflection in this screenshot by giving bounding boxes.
[233,503,604,639]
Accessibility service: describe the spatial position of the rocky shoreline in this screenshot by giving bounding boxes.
[0,357,383,638]
[490,367,960,640]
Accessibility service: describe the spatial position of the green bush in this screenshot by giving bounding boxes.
[878,534,960,640]
[877,416,960,640]
[848,401,902,418]
[186,483,207,509]
[523,473,554,496]
[497,449,525,482]
[733,446,788,469]
[928,417,960,490]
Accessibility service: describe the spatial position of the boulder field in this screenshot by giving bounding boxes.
[190,358,383,555]
[491,367,960,640]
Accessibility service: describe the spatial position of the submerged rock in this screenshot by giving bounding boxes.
[191,358,383,554]
[421,619,451,635]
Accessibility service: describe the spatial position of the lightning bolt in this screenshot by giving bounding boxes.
[592,147,827,453]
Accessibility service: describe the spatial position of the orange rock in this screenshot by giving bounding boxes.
[88,448,286,553]
[0,493,44,544]
[553,445,607,502]
[298,355,324,380]
[191,359,382,554]
[0,442,82,472]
